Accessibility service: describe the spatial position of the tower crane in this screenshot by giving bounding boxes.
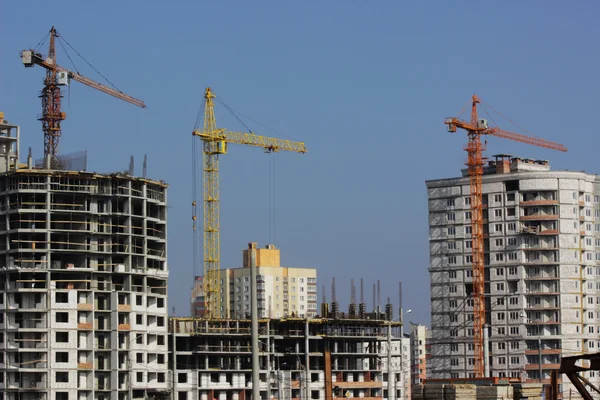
[21,27,146,168]
[445,95,567,378]
[192,87,306,319]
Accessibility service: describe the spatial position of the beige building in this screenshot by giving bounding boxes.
[191,242,317,318]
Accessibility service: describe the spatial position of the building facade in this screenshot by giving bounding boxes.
[409,324,430,386]
[427,155,600,395]
[191,243,317,319]
[0,116,170,400]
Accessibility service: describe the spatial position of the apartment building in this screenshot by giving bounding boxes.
[0,117,170,400]
[170,317,403,400]
[426,154,600,396]
[191,242,317,319]
[410,324,430,386]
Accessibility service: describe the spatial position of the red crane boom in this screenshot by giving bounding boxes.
[21,27,145,168]
[444,95,567,378]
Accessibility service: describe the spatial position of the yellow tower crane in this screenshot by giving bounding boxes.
[192,87,307,320]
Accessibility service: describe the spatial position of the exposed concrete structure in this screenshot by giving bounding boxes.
[426,155,600,396]
[0,116,170,400]
[170,317,405,400]
[191,243,317,319]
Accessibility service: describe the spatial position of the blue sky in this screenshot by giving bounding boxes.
[2,2,599,324]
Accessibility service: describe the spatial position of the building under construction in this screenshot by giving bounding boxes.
[0,116,170,400]
[427,155,600,397]
[170,316,405,400]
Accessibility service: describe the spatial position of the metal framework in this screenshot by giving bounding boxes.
[445,95,567,378]
[559,353,600,400]
[21,27,145,168]
[192,87,306,319]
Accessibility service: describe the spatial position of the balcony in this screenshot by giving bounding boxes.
[78,362,93,370]
[117,304,131,312]
[78,322,93,330]
[77,303,93,311]
[118,324,131,331]
[520,200,558,206]
[520,214,558,221]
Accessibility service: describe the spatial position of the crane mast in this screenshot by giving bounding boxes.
[40,27,64,168]
[445,95,567,378]
[21,26,146,168]
[192,88,306,319]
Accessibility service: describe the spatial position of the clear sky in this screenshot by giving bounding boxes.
[2,1,599,324]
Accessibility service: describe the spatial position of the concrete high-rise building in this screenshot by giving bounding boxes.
[191,242,317,319]
[427,154,600,395]
[409,324,430,386]
[0,116,169,400]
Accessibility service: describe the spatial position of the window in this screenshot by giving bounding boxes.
[136,295,143,306]
[55,292,68,303]
[497,327,506,335]
[136,314,143,324]
[449,271,457,279]
[448,256,457,264]
[497,357,506,365]
[496,283,505,291]
[508,253,517,261]
[465,241,472,249]
[497,298,505,305]
[157,298,164,308]
[510,341,519,350]
[467,314,474,321]
[448,227,456,235]
[447,199,455,207]
[498,342,506,350]
[465,226,472,234]
[465,211,472,220]
[450,329,458,337]
[465,197,471,205]
[449,285,457,293]
[507,207,516,217]
[450,358,459,366]
[450,344,459,351]
[467,328,474,336]
[158,373,165,383]
[494,195,502,203]
[56,372,69,383]
[494,209,502,217]
[510,327,519,335]
[447,213,456,221]
[497,312,505,320]
[495,238,504,246]
[56,352,68,363]
[157,335,165,346]
[507,237,517,246]
[509,312,519,320]
[450,315,458,322]
[507,222,517,231]
[137,372,143,382]
[449,300,458,308]
[496,268,504,276]
[178,373,188,383]
[466,269,473,277]
[510,357,520,365]
[56,312,68,323]
[56,332,69,343]
[137,353,143,363]
[447,242,457,250]
[495,224,503,232]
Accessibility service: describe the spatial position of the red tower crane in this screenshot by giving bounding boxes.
[21,27,146,168]
[445,95,567,378]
